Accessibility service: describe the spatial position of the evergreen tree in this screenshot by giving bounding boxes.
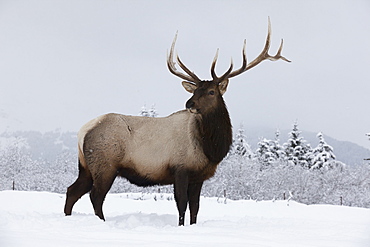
[148,104,158,118]
[254,130,285,167]
[270,129,286,161]
[230,124,253,158]
[139,105,150,117]
[283,121,313,168]
[255,138,275,166]
[311,132,344,170]
[139,104,158,117]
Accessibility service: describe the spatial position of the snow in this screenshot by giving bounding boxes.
[1,191,369,247]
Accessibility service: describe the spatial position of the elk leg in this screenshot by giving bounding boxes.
[64,161,93,216]
[188,182,203,225]
[89,168,117,221]
[174,169,189,226]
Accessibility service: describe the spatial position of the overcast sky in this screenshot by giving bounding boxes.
[0,0,370,149]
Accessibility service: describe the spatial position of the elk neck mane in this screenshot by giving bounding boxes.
[195,98,232,164]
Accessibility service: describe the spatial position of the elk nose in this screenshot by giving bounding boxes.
[186,100,195,109]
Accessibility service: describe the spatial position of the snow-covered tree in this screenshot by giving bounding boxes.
[255,130,286,167]
[283,121,313,168]
[0,137,37,191]
[139,105,150,117]
[255,138,274,166]
[311,132,344,170]
[269,129,286,161]
[139,104,158,117]
[1,138,25,187]
[148,104,158,118]
[230,124,253,158]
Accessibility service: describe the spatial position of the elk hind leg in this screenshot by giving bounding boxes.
[64,161,93,216]
[90,167,117,221]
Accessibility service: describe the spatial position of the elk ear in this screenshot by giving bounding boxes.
[218,79,229,95]
[182,81,197,93]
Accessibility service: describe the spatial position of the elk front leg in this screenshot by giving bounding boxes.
[174,169,189,226]
[188,182,203,225]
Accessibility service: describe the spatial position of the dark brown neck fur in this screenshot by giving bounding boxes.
[196,98,232,164]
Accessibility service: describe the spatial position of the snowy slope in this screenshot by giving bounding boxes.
[0,191,369,247]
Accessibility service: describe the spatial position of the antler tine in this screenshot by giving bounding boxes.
[211,49,219,81]
[167,32,201,83]
[176,53,201,82]
[211,48,234,83]
[227,39,247,78]
[227,17,290,79]
[269,39,291,62]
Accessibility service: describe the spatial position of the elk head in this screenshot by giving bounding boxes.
[167,18,290,115]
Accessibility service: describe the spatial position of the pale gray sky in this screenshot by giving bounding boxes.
[0,0,370,149]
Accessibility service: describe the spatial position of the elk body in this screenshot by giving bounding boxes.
[64,19,290,226]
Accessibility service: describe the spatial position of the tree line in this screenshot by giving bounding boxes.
[231,122,345,170]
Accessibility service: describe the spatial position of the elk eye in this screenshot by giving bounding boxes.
[208,90,215,95]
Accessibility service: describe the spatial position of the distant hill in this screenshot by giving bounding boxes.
[1,128,369,166]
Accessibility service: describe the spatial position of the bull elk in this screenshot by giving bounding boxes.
[64,18,290,226]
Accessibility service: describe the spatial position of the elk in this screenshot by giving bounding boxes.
[64,19,290,226]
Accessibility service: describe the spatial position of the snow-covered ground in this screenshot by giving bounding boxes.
[1,191,369,247]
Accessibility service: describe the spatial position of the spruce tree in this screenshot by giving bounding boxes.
[139,104,158,117]
[311,132,343,170]
[270,129,286,161]
[230,124,253,159]
[255,138,275,166]
[148,104,158,118]
[255,130,285,167]
[283,121,313,168]
[139,105,150,117]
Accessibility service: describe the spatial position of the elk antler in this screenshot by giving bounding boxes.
[167,32,201,84]
[168,17,290,84]
[212,17,291,81]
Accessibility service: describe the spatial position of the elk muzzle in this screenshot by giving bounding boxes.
[186,99,198,113]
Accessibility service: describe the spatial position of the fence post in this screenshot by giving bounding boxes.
[12,180,15,190]
[340,196,343,206]
[283,192,286,200]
